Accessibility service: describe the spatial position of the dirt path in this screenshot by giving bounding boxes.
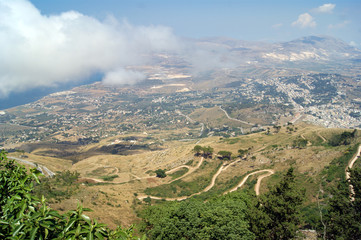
[80,157,204,184]
[254,170,275,195]
[300,134,312,146]
[166,165,191,174]
[317,132,327,142]
[225,169,274,195]
[138,162,225,201]
[346,144,361,199]
[168,157,204,183]
[218,106,254,126]
[138,158,274,201]
[176,109,204,137]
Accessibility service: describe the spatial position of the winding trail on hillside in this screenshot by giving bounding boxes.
[300,134,312,146]
[218,106,253,126]
[168,157,204,183]
[137,157,275,201]
[175,109,205,137]
[79,157,205,184]
[225,169,275,195]
[346,144,361,199]
[317,132,327,142]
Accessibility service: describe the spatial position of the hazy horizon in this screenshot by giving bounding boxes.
[0,0,360,107]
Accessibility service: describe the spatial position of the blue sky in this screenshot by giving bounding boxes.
[29,0,361,45]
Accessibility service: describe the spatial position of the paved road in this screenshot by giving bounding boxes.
[8,156,56,177]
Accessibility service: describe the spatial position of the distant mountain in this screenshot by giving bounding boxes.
[265,35,361,62]
[194,35,361,64]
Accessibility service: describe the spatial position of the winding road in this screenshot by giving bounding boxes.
[175,109,205,137]
[346,144,361,199]
[9,156,56,177]
[80,157,205,184]
[218,106,253,126]
[225,169,275,195]
[317,132,327,142]
[138,158,275,201]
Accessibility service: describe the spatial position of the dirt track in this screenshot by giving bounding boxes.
[225,169,275,195]
[138,158,275,201]
[346,144,361,198]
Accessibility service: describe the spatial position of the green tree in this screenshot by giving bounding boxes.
[193,145,203,156]
[0,150,141,239]
[218,150,232,160]
[249,168,305,239]
[155,169,167,178]
[141,191,255,239]
[292,138,308,149]
[202,146,214,158]
[328,130,357,146]
[324,167,361,239]
[238,149,249,159]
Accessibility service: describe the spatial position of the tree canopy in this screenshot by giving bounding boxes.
[0,150,141,240]
[324,167,361,239]
[141,191,255,240]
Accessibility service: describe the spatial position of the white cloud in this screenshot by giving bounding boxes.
[102,69,146,85]
[314,3,336,13]
[292,13,316,28]
[328,20,350,29]
[0,0,180,97]
[349,41,358,47]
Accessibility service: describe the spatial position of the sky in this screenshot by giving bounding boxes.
[0,0,360,102]
[29,0,361,44]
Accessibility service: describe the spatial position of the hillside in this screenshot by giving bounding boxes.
[5,123,359,230]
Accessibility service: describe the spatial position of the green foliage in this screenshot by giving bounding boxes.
[100,174,119,181]
[145,163,221,198]
[202,146,214,158]
[324,167,361,239]
[328,130,356,146]
[292,138,308,149]
[140,191,255,240]
[155,169,166,178]
[169,168,189,180]
[322,145,358,183]
[192,145,214,158]
[217,150,232,160]
[141,168,307,239]
[238,149,249,158]
[0,150,141,240]
[33,170,80,201]
[249,168,305,240]
[193,145,203,155]
[221,138,240,144]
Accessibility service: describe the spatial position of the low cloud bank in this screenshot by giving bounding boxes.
[0,0,180,97]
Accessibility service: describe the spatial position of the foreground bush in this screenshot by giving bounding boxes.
[0,150,143,240]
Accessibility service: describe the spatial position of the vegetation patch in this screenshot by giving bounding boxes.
[169,167,189,179]
[33,170,80,201]
[144,162,222,198]
[99,174,119,181]
[322,144,358,183]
